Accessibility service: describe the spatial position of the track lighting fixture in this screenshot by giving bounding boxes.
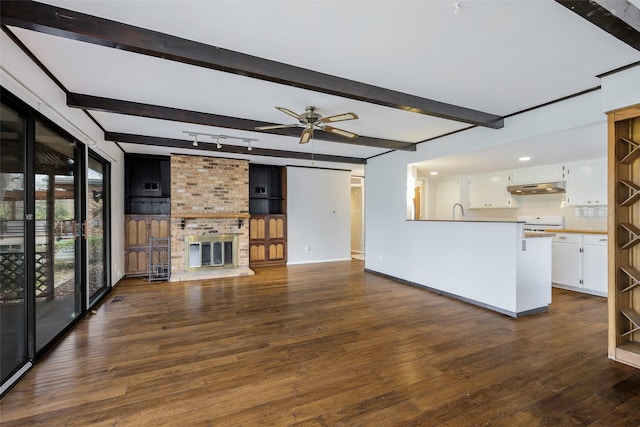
[182,130,257,150]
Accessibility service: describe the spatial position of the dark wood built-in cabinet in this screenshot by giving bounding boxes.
[249,214,286,266]
[124,154,171,277]
[249,164,287,266]
[608,104,640,369]
[124,214,170,277]
[125,154,170,215]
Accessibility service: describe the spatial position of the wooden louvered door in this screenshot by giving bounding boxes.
[249,214,286,266]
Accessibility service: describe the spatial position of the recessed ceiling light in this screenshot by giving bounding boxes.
[430,171,438,176]
[519,156,531,162]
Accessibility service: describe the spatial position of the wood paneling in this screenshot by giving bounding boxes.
[2,261,639,425]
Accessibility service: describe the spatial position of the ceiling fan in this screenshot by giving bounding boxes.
[255,106,359,144]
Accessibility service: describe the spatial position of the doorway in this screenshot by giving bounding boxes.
[351,176,364,260]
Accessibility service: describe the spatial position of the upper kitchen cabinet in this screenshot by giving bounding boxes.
[468,172,518,209]
[434,177,469,219]
[565,159,607,206]
[510,164,565,185]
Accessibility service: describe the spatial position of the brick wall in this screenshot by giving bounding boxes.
[170,155,249,275]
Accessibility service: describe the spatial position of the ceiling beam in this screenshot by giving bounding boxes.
[105,132,367,165]
[556,1,640,51]
[67,93,415,151]
[1,1,504,129]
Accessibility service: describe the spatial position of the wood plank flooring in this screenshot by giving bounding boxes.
[1,260,639,426]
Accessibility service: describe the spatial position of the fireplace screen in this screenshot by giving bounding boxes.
[185,235,238,271]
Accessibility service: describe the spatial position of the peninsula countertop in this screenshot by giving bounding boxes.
[546,229,607,235]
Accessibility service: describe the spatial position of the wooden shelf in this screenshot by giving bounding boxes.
[618,179,640,207]
[619,137,640,165]
[620,307,640,337]
[620,265,640,293]
[172,213,250,219]
[609,106,640,370]
[618,223,640,250]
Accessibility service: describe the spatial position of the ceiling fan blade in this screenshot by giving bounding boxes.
[320,112,358,124]
[276,107,302,120]
[299,127,313,144]
[255,123,298,130]
[323,125,358,139]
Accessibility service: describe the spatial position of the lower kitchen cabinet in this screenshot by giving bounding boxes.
[551,232,608,296]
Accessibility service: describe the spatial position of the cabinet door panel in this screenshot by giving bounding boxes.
[269,218,278,239]
[249,215,287,265]
[552,242,581,286]
[582,243,608,295]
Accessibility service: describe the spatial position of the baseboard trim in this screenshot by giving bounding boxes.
[364,268,549,318]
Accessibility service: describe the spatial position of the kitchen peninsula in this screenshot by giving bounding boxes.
[377,220,552,317]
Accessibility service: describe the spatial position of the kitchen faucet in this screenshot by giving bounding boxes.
[452,203,465,220]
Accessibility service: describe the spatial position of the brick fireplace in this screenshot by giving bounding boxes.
[169,155,253,281]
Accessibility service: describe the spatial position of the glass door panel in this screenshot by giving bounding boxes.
[88,154,107,301]
[0,102,28,387]
[34,121,80,353]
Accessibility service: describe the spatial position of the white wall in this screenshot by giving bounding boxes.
[1,31,126,285]
[601,65,640,113]
[287,166,351,264]
[365,67,640,282]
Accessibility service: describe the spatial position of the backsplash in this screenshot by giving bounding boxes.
[462,193,607,230]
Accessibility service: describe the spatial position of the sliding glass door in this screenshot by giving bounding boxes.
[87,153,108,303]
[1,89,114,395]
[0,102,29,390]
[34,121,81,353]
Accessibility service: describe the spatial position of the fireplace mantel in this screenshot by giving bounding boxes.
[172,213,251,219]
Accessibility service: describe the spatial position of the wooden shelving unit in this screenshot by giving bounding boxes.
[248,165,287,266]
[608,104,640,369]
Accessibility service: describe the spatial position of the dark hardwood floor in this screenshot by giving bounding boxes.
[1,260,639,426]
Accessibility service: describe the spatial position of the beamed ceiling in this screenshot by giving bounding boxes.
[1,0,640,174]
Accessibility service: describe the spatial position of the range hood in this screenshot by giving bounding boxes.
[507,181,566,195]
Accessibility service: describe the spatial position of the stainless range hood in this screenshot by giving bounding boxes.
[507,181,566,195]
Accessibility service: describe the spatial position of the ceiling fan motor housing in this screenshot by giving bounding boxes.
[302,106,322,124]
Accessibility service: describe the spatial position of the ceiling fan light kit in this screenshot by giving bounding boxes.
[256,106,359,144]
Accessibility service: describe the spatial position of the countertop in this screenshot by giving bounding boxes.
[524,231,555,238]
[546,229,607,235]
[407,219,525,223]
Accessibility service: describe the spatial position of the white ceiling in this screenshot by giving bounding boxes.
[4,0,640,176]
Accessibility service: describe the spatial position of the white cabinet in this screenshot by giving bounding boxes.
[468,172,517,209]
[551,233,581,287]
[565,159,607,206]
[551,232,608,296]
[582,234,608,295]
[434,177,469,219]
[511,164,565,185]
[435,178,460,220]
